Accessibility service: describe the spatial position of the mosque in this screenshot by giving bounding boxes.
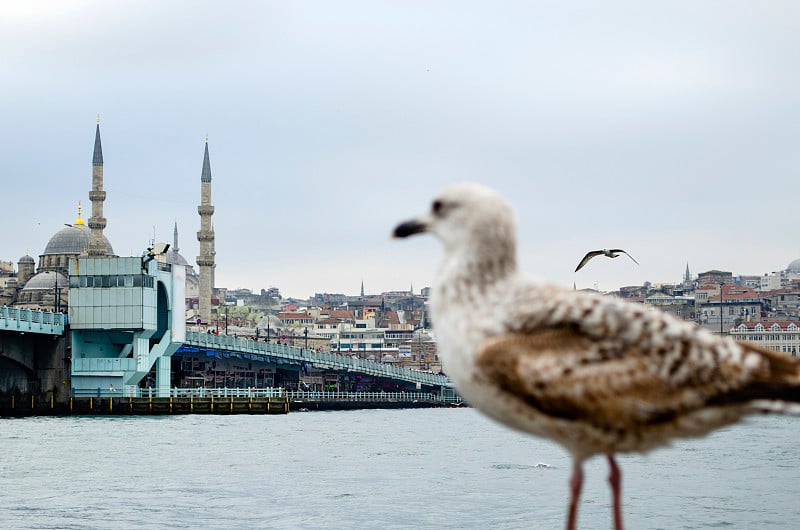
[0,121,211,318]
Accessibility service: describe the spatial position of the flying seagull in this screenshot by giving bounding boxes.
[575,248,639,272]
[393,183,800,530]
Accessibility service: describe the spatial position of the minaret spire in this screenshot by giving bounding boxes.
[87,119,108,256]
[197,135,216,324]
[173,221,179,253]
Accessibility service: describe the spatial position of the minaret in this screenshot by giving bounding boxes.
[197,136,215,324]
[211,222,216,288]
[173,221,179,253]
[87,117,108,257]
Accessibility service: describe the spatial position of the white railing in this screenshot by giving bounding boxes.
[0,307,66,334]
[74,386,461,404]
[286,390,440,402]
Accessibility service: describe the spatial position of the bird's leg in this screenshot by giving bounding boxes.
[607,455,624,530]
[566,460,584,530]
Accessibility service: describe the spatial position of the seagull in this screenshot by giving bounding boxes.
[393,183,800,530]
[575,249,639,272]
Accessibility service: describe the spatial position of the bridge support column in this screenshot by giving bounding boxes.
[156,356,171,397]
[134,336,151,373]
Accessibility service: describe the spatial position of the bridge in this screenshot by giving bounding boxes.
[0,307,66,335]
[1,307,451,403]
[183,331,449,389]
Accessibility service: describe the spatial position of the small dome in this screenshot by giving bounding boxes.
[21,271,68,291]
[166,248,190,267]
[42,224,114,256]
[787,259,800,274]
[18,255,35,264]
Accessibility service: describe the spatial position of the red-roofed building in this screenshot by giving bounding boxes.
[761,288,800,314]
[729,321,800,356]
[699,285,763,328]
[277,312,314,326]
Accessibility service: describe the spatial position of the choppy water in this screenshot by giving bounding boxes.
[0,408,797,529]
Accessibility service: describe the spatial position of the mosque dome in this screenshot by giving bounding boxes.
[18,254,35,264]
[787,258,800,274]
[166,248,191,267]
[20,270,68,291]
[164,223,198,281]
[42,224,114,256]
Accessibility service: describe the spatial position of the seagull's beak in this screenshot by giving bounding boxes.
[392,218,428,238]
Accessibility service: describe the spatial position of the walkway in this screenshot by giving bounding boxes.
[0,307,66,335]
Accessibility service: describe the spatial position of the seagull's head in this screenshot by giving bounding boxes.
[393,183,517,258]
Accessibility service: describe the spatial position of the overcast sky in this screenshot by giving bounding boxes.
[3,1,799,299]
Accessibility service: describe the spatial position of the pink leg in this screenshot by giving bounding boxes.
[607,455,624,530]
[566,460,584,530]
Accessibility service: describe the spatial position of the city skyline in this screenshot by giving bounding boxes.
[3,2,799,299]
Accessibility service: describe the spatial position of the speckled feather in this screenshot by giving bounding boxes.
[407,183,800,462]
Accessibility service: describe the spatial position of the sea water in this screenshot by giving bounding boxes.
[0,408,797,529]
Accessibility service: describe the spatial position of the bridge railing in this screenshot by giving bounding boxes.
[184,331,449,387]
[0,306,66,335]
[74,386,461,404]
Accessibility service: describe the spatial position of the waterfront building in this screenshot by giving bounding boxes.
[697,269,733,286]
[760,272,783,291]
[643,292,695,321]
[697,284,763,328]
[761,287,800,315]
[730,321,800,356]
[277,311,315,327]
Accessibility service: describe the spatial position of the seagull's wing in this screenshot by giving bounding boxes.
[476,315,800,432]
[476,329,705,430]
[608,249,639,266]
[574,251,603,272]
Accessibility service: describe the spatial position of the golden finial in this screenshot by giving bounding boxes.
[74,202,85,226]
[96,114,100,124]
[205,134,209,143]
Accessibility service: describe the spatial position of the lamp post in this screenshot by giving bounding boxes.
[224,305,229,335]
[304,327,309,349]
[418,330,424,369]
[719,282,724,336]
[53,273,60,313]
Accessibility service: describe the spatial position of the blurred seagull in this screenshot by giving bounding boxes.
[393,183,800,530]
[574,248,639,272]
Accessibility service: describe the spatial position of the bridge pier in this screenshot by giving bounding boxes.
[0,330,71,407]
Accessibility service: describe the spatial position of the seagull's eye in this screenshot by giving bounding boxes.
[432,200,444,216]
